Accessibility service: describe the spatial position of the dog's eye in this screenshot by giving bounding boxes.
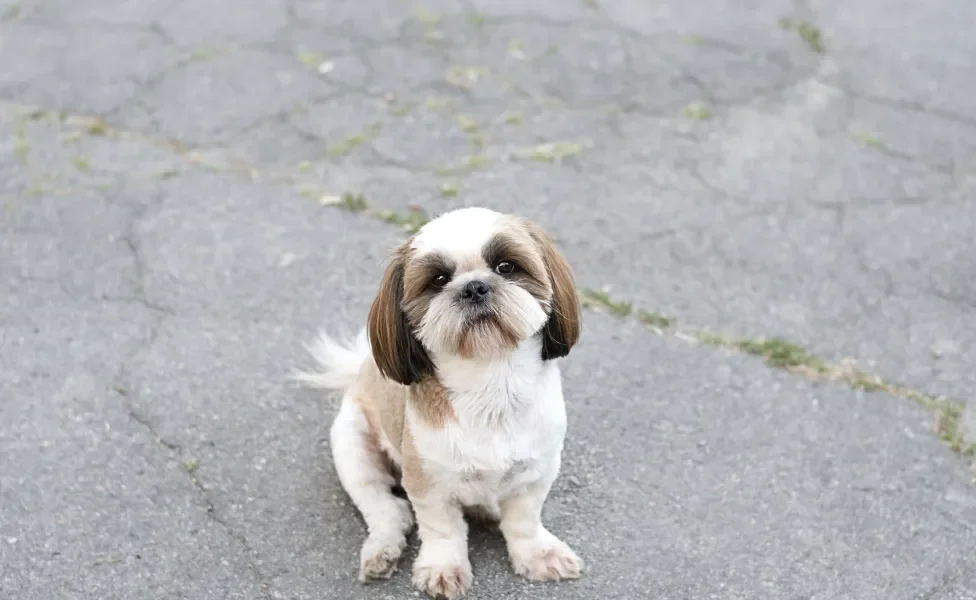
[495,261,515,275]
[431,274,449,288]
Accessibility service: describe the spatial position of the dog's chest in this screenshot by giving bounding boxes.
[417,376,566,506]
[432,418,556,506]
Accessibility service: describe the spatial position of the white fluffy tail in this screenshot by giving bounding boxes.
[293,328,370,392]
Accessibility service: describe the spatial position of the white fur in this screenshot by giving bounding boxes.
[414,337,566,512]
[410,206,502,257]
[407,337,581,593]
[292,329,369,390]
[299,331,414,581]
[308,331,582,595]
[329,393,415,582]
[418,280,548,358]
[303,207,582,597]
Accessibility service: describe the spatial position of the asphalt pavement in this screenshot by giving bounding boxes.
[1,1,975,599]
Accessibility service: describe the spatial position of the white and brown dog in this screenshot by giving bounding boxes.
[299,207,583,598]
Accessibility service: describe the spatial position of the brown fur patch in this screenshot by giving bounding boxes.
[399,377,458,499]
[399,427,428,497]
[482,222,551,302]
[523,219,581,359]
[456,314,522,359]
[367,244,435,385]
[355,358,408,455]
[402,252,455,304]
[410,376,455,428]
[351,360,457,499]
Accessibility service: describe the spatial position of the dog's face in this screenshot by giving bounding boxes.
[367,207,581,385]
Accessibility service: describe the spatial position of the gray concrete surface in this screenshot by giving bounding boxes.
[1,1,975,599]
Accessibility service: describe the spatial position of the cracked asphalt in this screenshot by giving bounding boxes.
[2,1,976,599]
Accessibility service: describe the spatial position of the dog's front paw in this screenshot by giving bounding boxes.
[358,497,414,582]
[412,548,472,599]
[358,533,405,581]
[508,531,583,582]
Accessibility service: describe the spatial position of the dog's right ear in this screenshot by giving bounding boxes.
[367,253,434,385]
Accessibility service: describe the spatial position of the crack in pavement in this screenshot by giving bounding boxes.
[116,362,277,600]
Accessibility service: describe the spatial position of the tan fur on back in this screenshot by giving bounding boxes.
[354,358,408,453]
[353,357,455,497]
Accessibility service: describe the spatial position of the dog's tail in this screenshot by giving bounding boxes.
[293,328,370,393]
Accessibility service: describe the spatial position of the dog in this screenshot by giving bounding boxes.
[298,207,583,598]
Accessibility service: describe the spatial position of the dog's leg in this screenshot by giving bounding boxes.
[407,491,473,600]
[499,480,583,581]
[331,396,414,582]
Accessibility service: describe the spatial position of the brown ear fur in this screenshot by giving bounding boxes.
[366,250,434,385]
[529,224,581,360]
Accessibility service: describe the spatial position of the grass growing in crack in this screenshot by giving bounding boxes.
[295,184,321,200]
[697,332,974,464]
[424,97,454,112]
[319,192,369,212]
[638,309,673,329]
[86,120,108,136]
[579,288,632,317]
[327,126,379,156]
[413,8,440,24]
[464,154,490,169]
[338,192,368,212]
[454,115,485,147]
[849,130,881,148]
[502,111,522,125]
[573,289,973,467]
[937,404,975,456]
[852,372,886,392]
[13,133,30,161]
[375,207,429,233]
[507,39,526,60]
[695,332,827,371]
[455,115,479,133]
[328,134,366,156]
[435,154,492,175]
[684,102,713,121]
[439,181,459,197]
[413,8,444,42]
[446,65,486,89]
[182,458,200,476]
[297,51,325,68]
[1,4,22,21]
[72,156,91,171]
[524,141,585,163]
[779,19,825,53]
[737,338,826,371]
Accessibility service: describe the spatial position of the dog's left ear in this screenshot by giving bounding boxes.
[529,225,581,360]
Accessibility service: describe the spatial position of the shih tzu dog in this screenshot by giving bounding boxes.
[298,207,583,599]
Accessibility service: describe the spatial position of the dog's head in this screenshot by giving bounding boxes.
[366,207,581,385]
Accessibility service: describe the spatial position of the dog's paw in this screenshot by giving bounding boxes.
[358,532,406,582]
[508,531,583,582]
[357,496,414,582]
[412,555,472,599]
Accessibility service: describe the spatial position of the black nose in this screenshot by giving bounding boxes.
[461,280,490,303]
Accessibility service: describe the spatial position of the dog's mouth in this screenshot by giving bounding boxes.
[463,306,497,327]
[455,308,520,358]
